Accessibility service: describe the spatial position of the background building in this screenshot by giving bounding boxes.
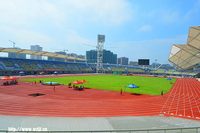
[8,47,26,59]
[86,50,97,63]
[118,57,129,65]
[30,45,43,60]
[48,51,66,62]
[67,53,85,62]
[86,49,117,64]
[48,52,85,62]
[129,61,138,66]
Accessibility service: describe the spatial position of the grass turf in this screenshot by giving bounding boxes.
[22,75,176,95]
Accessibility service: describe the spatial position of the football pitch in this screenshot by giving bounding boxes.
[22,75,176,95]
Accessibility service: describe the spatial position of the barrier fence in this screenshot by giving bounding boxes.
[0,127,200,133]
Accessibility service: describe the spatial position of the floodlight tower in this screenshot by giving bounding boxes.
[9,40,16,48]
[96,34,105,73]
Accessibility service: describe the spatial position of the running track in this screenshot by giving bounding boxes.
[161,78,200,120]
[0,78,199,120]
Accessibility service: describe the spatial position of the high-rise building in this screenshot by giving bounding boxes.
[8,47,26,59]
[86,50,97,63]
[118,57,129,65]
[86,49,117,64]
[30,45,43,60]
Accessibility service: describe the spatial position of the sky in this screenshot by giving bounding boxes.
[0,0,200,64]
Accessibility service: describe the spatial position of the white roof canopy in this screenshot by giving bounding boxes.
[169,26,200,69]
[0,47,85,61]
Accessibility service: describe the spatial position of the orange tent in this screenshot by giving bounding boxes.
[72,80,86,84]
[1,76,18,80]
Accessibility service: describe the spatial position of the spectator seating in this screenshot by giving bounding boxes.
[0,57,147,76]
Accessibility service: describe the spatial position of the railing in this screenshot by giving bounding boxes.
[0,127,200,133]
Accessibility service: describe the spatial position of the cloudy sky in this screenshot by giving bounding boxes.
[0,0,200,63]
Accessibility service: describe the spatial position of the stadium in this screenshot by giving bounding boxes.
[0,25,199,132]
[0,0,200,132]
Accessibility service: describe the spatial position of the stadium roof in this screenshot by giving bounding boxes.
[169,26,200,69]
[0,47,85,61]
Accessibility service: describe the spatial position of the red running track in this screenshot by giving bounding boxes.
[0,78,199,120]
[161,78,200,120]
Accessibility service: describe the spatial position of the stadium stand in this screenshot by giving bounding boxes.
[0,57,94,76]
[0,57,145,76]
[0,57,189,76]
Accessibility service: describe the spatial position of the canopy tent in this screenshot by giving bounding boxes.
[1,76,18,80]
[128,84,139,88]
[71,80,86,91]
[72,80,86,85]
[169,26,200,70]
[0,76,18,85]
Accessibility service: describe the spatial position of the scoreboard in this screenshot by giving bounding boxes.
[138,59,150,65]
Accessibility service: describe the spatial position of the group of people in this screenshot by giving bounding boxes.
[3,80,18,86]
[68,82,84,91]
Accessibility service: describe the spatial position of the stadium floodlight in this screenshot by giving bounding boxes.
[96,34,105,73]
[63,49,68,54]
[8,40,16,48]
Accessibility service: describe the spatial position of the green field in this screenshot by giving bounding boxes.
[22,75,176,95]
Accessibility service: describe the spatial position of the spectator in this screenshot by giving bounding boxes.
[68,82,72,88]
[161,90,164,96]
[120,88,123,95]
